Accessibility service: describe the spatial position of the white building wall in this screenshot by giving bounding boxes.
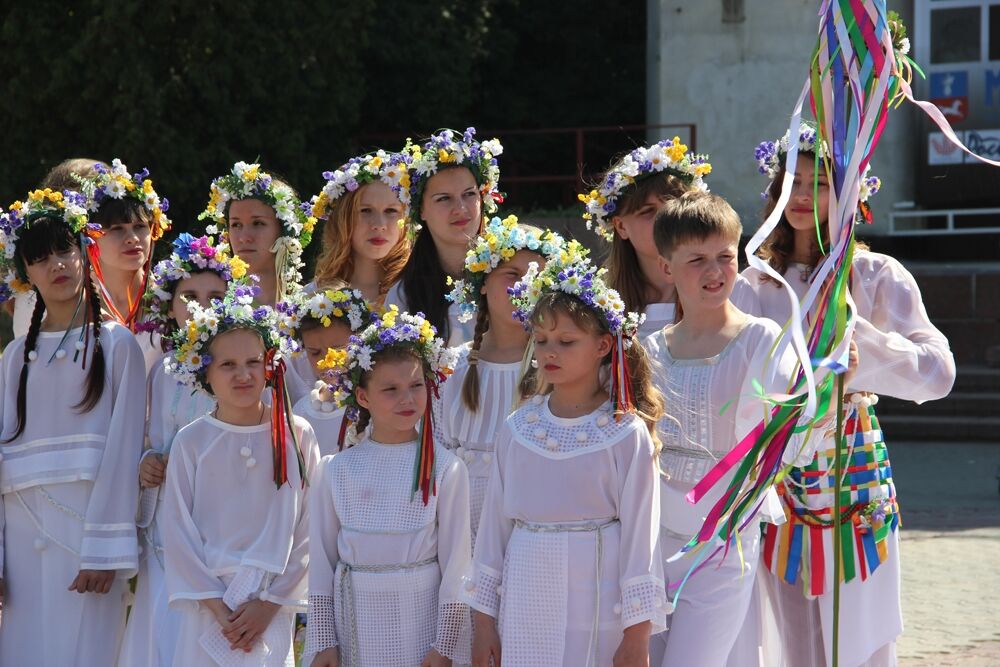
[647,0,916,236]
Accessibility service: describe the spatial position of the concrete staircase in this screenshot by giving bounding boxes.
[877,366,1000,443]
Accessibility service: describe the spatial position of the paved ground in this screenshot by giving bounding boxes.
[892,442,1000,666]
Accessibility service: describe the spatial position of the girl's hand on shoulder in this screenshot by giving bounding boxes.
[471,610,502,666]
[139,453,167,488]
[311,647,340,667]
[421,647,451,667]
[613,621,651,667]
[844,338,860,388]
[228,599,281,652]
[68,569,115,594]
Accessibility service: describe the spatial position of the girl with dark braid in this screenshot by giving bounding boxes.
[0,189,146,665]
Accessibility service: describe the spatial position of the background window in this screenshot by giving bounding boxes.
[931,7,982,63]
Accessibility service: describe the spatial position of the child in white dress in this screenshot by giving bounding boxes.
[119,233,240,667]
[440,214,564,538]
[0,191,146,666]
[468,242,669,667]
[281,285,376,455]
[732,124,955,667]
[304,307,472,667]
[642,191,836,667]
[580,138,712,336]
[161,281,320,666]
[201,161,316,402]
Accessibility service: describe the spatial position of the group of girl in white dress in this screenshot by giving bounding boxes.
[0,124,954,667]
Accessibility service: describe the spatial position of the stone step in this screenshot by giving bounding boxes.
[877,392,1000,417]
[953,366,1000,393]
[876,414,1000,443]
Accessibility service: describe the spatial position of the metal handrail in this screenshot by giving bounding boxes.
[888,207,1000,236]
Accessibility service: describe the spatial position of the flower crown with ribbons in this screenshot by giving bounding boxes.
[141,233,247,337]
[318,305,457,503]
[508,240,643,417]
[580,137,712,241]
[754,121,881,209]
[165,280,305,487]
[403,127,503,229]
[75,158,172,241]
[309,150,413,221]
[201,161,315,294]
[0,189,98,303]
[446,214,565,323]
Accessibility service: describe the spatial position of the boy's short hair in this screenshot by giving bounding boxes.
[652,191,742,258]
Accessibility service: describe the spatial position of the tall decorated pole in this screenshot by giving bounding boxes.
[670,2,1000,664]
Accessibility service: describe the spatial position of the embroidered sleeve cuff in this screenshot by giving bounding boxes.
[619,576,670,634]
[460,564,502,618]
[303,593,338,667]
[433,600,472,663]
[80,522,139,572]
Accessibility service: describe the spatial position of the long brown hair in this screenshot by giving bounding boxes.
[605,173,691,315]
[312,186,410,295]
[758,153,868,282]
[523,292,664,452]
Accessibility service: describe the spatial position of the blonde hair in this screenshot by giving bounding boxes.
[524,292,664,453]
[312,186,410,295]
[605,172,691,314]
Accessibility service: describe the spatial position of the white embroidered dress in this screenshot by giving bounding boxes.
[293,390,352,458]
[0,322,146,667]
[303,439,473,667]
[118,354,215,667]
[733,251,955,667]
[467,396,668,667]
[434,343,522,539]
[643,316,809,666]
[161,414,319,667]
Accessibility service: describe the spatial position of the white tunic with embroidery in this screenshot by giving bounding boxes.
[467,396,667,666]
[733,251,955,667]
[384,282,476,347]
[643,317,812,666]
[118,354,215,667]
[434,343,522,539]
[303,439,473,667]
[161,414,319,667]
[0,322,145,667]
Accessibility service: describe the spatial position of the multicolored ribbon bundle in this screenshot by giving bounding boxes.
[676,0,999,578]
[265,348,308,489]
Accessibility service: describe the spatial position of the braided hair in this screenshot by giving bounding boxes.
[4,217,107,442]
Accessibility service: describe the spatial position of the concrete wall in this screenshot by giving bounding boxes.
[647,0,917,236]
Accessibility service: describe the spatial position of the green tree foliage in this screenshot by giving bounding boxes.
[0,0,645,230]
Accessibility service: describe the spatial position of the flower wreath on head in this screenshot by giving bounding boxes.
[75,158,173,241]
[165,280,305,488]
[70,158,174,329]
[200,161,315,295]
[318,305,457,503]
[508,239,644,418]
[579,137,712,241]
[309,150,413,222]
[446,214,565,324]
[0,189,97,303]
[0,189,102,361]
[403,127,503,230]
[754,121,881,219]
[140,233,248,338]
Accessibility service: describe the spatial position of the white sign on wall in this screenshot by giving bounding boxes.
[928,129,1000,165]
